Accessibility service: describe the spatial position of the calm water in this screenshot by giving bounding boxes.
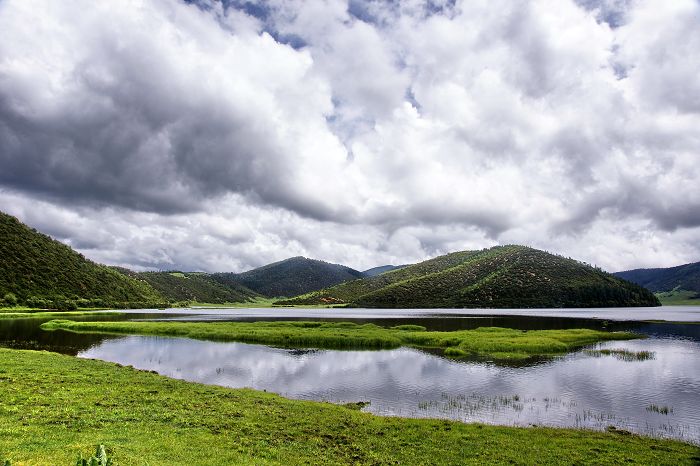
[1,307,699,444]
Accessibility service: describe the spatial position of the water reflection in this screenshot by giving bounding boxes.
[1,309,699,444]
[79,335,700,444]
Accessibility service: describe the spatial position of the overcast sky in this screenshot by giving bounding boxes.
[1,0,699,273]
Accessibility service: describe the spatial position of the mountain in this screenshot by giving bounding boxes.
[614,262,700,293]
[362,265,405,277]
[277,245,660,308]
[116,270,260,304]
[0,212,164,309]
[212,257,365,298]
[614,262,700,304]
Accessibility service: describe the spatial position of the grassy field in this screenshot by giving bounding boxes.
[0,348,697,465]
[188,297,345,308]
[656,290,700,306]
[41,320,638,360]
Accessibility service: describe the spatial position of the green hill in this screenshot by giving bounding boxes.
[0,212,165,309]
[278,246,660,308]
[614,262,700,305]
[126,271,260,304]
[212,257,364,298]
[362,265,406,277]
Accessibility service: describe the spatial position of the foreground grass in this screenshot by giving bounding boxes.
[41,320,638,360]
[0,349,697,465]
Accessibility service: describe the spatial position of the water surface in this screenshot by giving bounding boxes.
[1,307,698,444]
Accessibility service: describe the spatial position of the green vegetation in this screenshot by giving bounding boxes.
[118,270,260,305]
[212,256,364,298]
[614,262,700,295]
[0,212,166,309]
[0,349,697,465]
[584,349,655,361]
[646,405,674,415]
[279,246,660,308]
[41,320,639,360]
[656,289,700,306]
[75,445,113,466]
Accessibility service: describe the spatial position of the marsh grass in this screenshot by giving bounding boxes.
[584,348,655,361]
[647,405,674,415]
[41,320,640,359]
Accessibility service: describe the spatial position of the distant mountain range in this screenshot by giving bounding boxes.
[278,246,660,308]
[211,257,365,298]
[614,262,700,305]
[0,211,664,309]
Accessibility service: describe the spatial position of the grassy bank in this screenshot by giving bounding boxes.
[0,349,697,465]
[41,320,638,359]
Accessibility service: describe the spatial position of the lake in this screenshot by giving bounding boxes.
[1,306,698,444]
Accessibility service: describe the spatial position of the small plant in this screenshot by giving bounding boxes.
[584,349,655,361]
[76,445,112,466]
[646,404,673,415]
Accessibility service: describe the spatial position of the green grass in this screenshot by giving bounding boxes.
[189,297,346,309]
[0,349,697,465]
[584,349,656,361]
[656,290,700,306]
[41,320,639,360]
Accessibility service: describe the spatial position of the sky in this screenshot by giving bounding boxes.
[0,0,699,273]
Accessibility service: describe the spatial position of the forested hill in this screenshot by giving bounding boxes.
[0,212,164,309]
[614,262,700,293]
[120,271,260,304]
[278,246,660,308]
[212,257,364,298]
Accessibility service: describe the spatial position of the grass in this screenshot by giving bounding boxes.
[41,320,639,360]
[0,348,697,465]
[656,290,700,306]
[584,349,656,361]
[188,297,344,309]
[647,405,674,415]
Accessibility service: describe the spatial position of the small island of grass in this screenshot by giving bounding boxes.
[40,320,639,360]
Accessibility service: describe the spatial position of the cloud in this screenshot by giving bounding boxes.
[0,0,699,272]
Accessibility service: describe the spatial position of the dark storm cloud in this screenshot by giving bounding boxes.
[0,0,342,219]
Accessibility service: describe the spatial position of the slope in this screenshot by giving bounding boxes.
[133,271,260,304]
[212,257,364,298]
[614,262,700,293]
[614,262,700,305]
[362,265,406,277]
[279,246,660,308]
[0,212,164,309]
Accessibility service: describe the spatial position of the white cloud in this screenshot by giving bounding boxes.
[0,0,698,272]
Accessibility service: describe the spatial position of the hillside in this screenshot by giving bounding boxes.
[212,257,364,298]
[278,246,660,308]
[131,271,260,304]
[614,262,700,305]
[362,265,405,277]
[614,262,700,293]
[0,212,164,309]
